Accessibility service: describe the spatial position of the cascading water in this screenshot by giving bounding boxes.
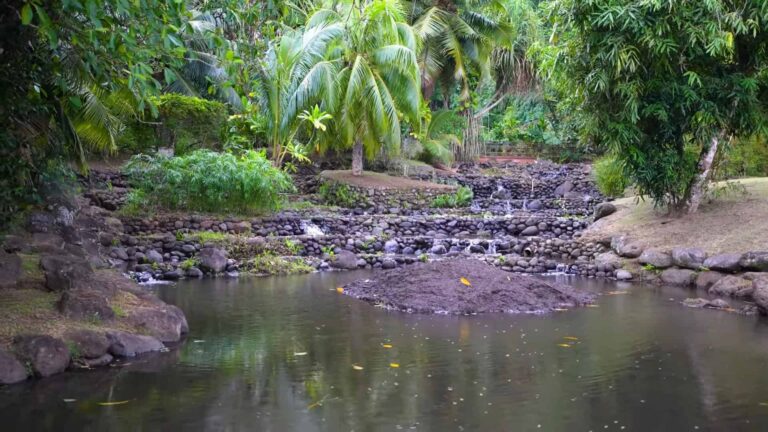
[301,220,325,237]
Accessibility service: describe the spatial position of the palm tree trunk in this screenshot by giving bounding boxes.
[352,140,364,176]
[686,131,725,213]
[458,109,481,161]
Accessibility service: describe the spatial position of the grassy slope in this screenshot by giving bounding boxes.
[582,178,768,253]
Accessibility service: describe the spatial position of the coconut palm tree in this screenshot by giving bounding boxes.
[307,0,422,176]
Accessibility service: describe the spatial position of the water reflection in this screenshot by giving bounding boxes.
[2,272,768,430]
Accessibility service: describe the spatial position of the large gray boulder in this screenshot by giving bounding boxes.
[520,226,539,237]
[383,240,399,254]
[145,249,164,264]
[740,252,768,272]
[752,276,768,314]
[593,202,617,221]
[106,331,164,357]
[198,247,228,273]
[703,253,743,273]
[0,349,27,384]
[660,268,697,286]
[330,250,359,270]
[63,329,110,359]
[611,236,643,258]
[695,271,726,290]
[127,306,187,343]
[13,335,71,377]
[638,249,672,269]
[554,181,574,197]
[708,275,754,298]
[39,255,93,291]
[671,247,707,270]
[58,288,115,321]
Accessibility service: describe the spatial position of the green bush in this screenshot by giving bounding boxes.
[318,182,359,207]
[119,94,228,154]
[717,134,768,179]
[432,186,474,208]
[592,155,629,198]
[124,150,294,213]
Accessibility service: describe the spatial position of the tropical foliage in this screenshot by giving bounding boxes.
[124,150,294,213]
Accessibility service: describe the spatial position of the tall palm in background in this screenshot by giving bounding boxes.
[307,0,422,175]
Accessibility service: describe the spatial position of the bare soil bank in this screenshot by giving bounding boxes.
[343,259,595,314]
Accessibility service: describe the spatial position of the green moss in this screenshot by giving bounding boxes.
[111,304,127,318]
[185,231,231,243]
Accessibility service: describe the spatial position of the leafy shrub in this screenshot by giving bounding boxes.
[592,155,629,198]
[224,104,268,154]
[432,186,474,208]
[717,134,768,179]
[124,149,294,213]
[318,182,359,207]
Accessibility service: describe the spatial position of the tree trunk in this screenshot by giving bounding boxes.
[351,140,364,176]
[686,132,725,213]
[458,109,481,162]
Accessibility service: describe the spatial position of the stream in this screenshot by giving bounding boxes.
[2,272,768,431]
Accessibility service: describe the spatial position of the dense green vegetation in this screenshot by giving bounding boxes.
[124,150,293,213]
[1,0,766,219]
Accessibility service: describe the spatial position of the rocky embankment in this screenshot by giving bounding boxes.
[0,194,188,385]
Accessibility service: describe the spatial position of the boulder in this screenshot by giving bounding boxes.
[611,236,643,258]
[82,354,114,368]
[63,329,110,359]
[127,306,187,343]
[682,298,710,308]
[58,289,115,321]
[145,249,164,264]
[106,331,164,357]
[198,247,228,273]
[527,200,543,211]
[520,226,539,237]
[0,349,27,384]
[185,267,204,278]
[708,275,754,298]
[671,247,707,270]
[0,250,22,289]
[330,250,359,270]
[695,271,726,290]
[615,269,633,281]
[660,268,697,286]
[13,335,71,377]
[740,252,768,272]
[429,245,447,255]
[638,249,672,269]
[703,253,743,273]
[593,202,617,221]
[381,259,397,270]
[554,181,574,197]
[752,277,768,314]
[39,255,93,292]
[383,240,399,254]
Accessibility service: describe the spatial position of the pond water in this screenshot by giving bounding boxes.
[3,272,768,431]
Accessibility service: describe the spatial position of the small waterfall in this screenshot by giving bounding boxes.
[504,200,512,216]
[487,240,497,255]
[522,198,528,211]
[301,220,325,237]
[552,263,570,275]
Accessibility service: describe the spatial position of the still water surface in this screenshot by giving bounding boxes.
[2,271,768,431]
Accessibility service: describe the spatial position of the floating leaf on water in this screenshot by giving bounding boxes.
[193,340,205,343]
[352,364,364,370]
[336,287,344,293]
[553,308,568,312]
[382,344,393,349]
[605,291,629,295]
[390,363,400,368]
[98,400,132,406]
[460,277,471,286]
[563,336,579,341]
[557,344,572,348]
[62,399,77,403]
[294,352,308,356]
[586,304,600,308]
[759,402,768,407]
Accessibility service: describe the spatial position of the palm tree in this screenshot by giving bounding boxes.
[307,0,422,176]
[253,24,343,166]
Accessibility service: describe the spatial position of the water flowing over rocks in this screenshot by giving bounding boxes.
[342,260,596,315]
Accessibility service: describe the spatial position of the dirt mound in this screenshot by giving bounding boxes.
[343,259,595,315]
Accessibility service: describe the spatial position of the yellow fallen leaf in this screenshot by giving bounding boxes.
[390,363,400,368]
[382,343,393,349]
[336,287,344,293]
[553,308,568,311]
[460,277,471,286]
[563,336,579,341]
[352,364,364,370]
[557,344,572,348]
[98,400,132,406]
[605,291,629,295]
[586,304,600,308]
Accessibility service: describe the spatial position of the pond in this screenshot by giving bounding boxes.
[2,271,768,431]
